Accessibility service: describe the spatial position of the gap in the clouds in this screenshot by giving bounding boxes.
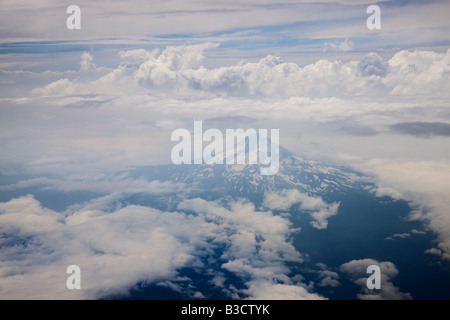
[291,188,450,300]
[293,190,419,264]
[393,236,450,300]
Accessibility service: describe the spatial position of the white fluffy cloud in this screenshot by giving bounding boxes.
[358,52,387,77]
[383,49,450,97]
[340,259,412,300]
[0,195,206,299]
[0,195,322,299]
[28,45,450,100]
[263,189,340,229]
[178,198,325,299]
[314,264,341,288]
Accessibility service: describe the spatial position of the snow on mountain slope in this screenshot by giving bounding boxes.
[130,145,365,200]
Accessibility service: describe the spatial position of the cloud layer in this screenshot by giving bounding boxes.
[1,40,450,300]
[0,194,323,299]
[1,0,450,56]
[30,45,450,99]
[2,45,450,268]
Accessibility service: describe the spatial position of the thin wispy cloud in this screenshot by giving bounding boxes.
[390,122,450,138]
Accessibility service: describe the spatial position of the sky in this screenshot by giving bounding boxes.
[1,0,450,299]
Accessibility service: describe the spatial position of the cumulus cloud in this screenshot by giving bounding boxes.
[358,52,387,77]
[263,189,340,229]
[0,194,322,299]
[0,195,206,299]
[384,49,450,97]
[29,45,450,99]
[177,197,325,299]
[315,264,341,288]
[340,259,412,300]
[135,43,219,85]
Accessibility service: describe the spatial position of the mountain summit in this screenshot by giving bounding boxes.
[132,145,363,201]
